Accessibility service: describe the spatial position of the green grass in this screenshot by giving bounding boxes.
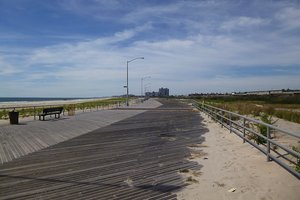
[195,95,300,123]
[70,98,126,111]
[193,94,300,104]
[0,109,9,119]
[0,97,128,120]
[252,113,273,144]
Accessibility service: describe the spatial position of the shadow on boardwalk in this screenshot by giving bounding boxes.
[0,99,208,199]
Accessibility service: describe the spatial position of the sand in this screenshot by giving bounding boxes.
[177,112,300,200]
[0,97,111,109]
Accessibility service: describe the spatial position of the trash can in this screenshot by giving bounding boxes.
[9,111,19,124]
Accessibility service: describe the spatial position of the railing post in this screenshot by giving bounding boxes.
[207,106,209,117]
[214,108,216,121]
[243,118,246,143]
[229,113,232,133]
[208,106,210,117]
[34,106,36,120]
[221,111,224,128]
[267,126,271,161]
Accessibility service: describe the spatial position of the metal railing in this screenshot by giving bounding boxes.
[192,100,300,179]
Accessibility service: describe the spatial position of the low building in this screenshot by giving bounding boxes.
[146,88,169,97]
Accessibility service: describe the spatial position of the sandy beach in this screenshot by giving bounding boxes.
[177,112,300,200]
[0,97,111,109]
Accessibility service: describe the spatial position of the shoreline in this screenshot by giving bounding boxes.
[0,97,111,109]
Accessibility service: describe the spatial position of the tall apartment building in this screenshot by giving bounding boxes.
[158,88,169,97]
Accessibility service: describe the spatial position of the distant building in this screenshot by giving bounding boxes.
[146,88,169,97]
[145,91,158,97]
[188,89,300,97]
[158,88,169,97]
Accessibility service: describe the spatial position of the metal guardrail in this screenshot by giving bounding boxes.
[192,100,300,179]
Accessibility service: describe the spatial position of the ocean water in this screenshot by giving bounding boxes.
[0,97,89,103]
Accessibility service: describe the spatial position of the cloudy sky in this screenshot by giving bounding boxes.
[0,0,300,97]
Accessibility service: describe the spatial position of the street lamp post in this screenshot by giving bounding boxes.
[141,76,151,96]
[126,57,144,106]
[144,83,151,96]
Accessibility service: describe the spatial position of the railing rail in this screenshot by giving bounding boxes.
[192,100,300,179]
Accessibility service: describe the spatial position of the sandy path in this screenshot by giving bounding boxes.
[177,112,300,200]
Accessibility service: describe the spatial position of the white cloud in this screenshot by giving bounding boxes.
[166,75,300,95]
[0,58,21,75]
[102,23,152,44]
[122,3,181,24]
[1,1,300,96]
[2,26,299,96]
[275,7,300,30]
[221,16,269,31]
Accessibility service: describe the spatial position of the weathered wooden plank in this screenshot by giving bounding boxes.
[0,109,147,164]
[0,99,206,199]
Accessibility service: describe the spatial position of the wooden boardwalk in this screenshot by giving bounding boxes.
[0,108,146,164]
[0,99,207,199]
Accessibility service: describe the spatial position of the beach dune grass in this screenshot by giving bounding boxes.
[0,97,127,119]
[195,95,300,124]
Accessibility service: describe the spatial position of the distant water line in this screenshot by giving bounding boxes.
[0,97,92,103]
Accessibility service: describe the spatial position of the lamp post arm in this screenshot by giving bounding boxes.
[126,57,144,106]
[128,57,144,63]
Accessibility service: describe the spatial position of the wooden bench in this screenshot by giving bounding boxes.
[39,107,64,121]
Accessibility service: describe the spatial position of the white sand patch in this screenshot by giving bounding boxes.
[177,112,300,200]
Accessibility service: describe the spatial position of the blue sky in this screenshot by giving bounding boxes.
[0,0,300,97]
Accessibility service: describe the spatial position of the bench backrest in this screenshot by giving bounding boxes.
[43,107,64,114]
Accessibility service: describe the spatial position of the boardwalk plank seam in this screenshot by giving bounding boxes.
[0,99,207,200]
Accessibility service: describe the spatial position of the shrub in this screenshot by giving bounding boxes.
[292,146,300,173]
[274,110,300,124]
[253,113,273,145]
[0,109,9,119]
